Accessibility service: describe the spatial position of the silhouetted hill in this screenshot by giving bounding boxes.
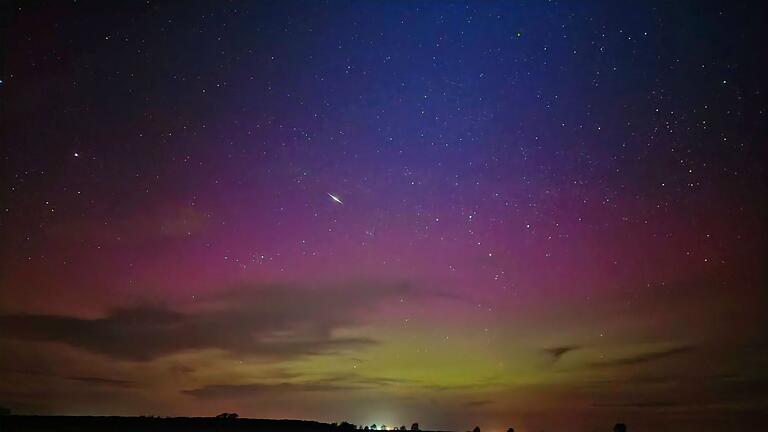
[0,415,452,432]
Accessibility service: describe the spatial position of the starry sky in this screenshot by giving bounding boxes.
[1,1,767,431]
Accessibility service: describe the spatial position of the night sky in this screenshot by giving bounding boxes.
[1,1,767,431]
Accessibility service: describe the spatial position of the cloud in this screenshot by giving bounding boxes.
[183,371,417,399]
[589,346,694,368]
[417,372,503,392]
[568,375,675,390]
[1,368,136,388]
[47,202,209,245]
[65,376,136,388]
[591,401,681,408]
[542,345,580,362]
[183,382,359,398]
[0,281,412,361]
[310,373,415,387]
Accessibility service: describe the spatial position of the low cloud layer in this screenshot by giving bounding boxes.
[183,372,416,399]
[0,282,411,361]
[589,346,695,368]
[183,382,357,398]
[542,345,580,362]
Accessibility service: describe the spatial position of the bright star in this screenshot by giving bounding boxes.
[327,192,343,205]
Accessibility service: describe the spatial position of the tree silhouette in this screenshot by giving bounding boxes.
[371,424,378,430]
[613,424,627,432]
[473,427,481,432]
[411,423,419,431]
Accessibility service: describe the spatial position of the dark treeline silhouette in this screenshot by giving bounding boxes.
[0,415,628,432]
[0,415,457,432]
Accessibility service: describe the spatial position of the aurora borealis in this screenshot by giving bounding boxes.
[1,1,766,431]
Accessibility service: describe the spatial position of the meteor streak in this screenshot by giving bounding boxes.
[327,192,343,204]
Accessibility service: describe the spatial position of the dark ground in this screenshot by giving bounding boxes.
[0,416,446,432]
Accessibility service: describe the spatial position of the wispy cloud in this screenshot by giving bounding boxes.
[65,376,136,388]
[1,369,136,388]
[591,401,682,408]
[0,282,415,361]
[589,346,695,368]
[542,345,580,362]
[183,371,418,399]
[466,400,493,407]
[183,382,359,398]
